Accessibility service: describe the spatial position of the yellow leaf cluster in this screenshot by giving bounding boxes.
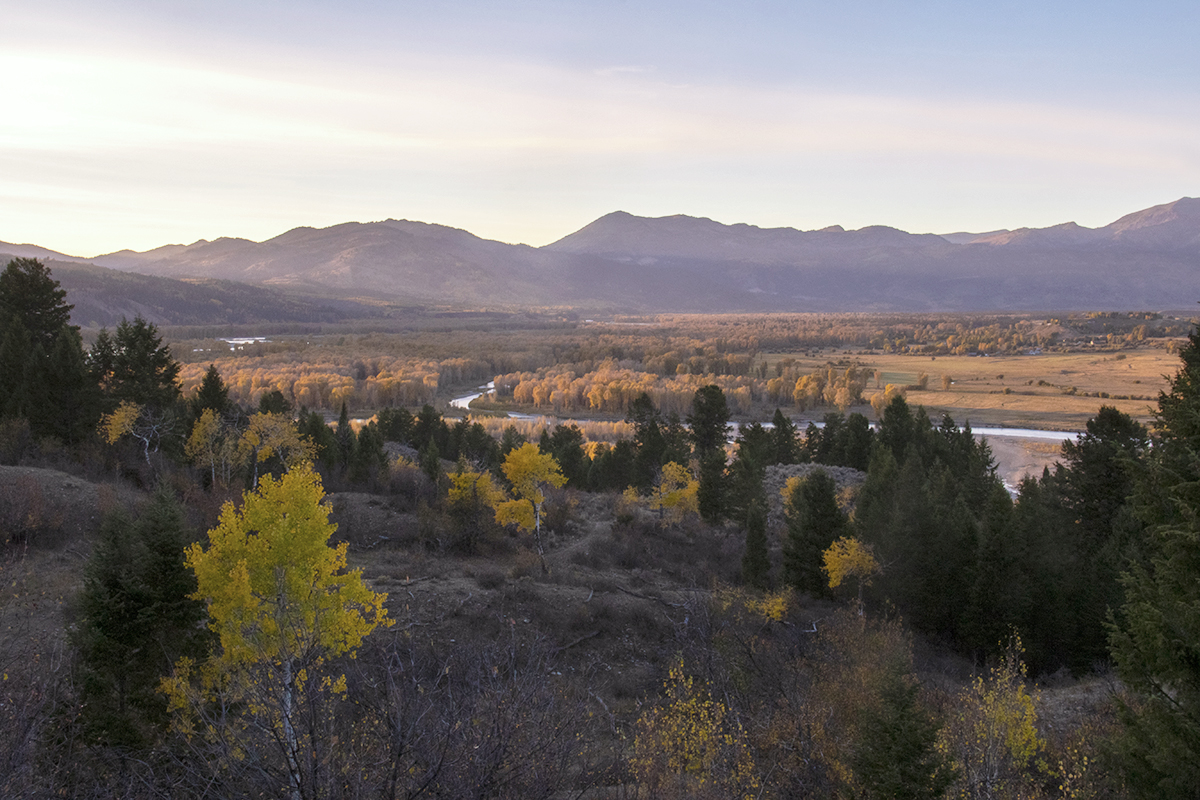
[494,498,536,532]
[98,401,141,444]
[176,464,389,674]
[447,468,505,511]
[632,658,758,800]
[647,461,699,525]
[237,412,316,470]
[937,636,1046,799]
[822,536,879,590]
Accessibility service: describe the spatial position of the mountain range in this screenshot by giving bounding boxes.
[4,197,1199,319]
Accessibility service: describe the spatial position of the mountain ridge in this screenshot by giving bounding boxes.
[4,197,1199,313]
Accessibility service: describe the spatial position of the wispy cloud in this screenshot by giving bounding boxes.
[2,19,1197,253]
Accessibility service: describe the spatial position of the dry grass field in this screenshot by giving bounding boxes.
[771,344,1178,431]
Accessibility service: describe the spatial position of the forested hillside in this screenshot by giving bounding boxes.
[2,256,1200,798]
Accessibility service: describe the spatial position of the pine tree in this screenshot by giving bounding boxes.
[1109,324,1200,797]
[741,498,770,589]
[73,488,209,748]
[375,405,414,444]
[852,666,956,800]
[783,468,847,596]
[93,316,181,410]
[0,259,97,441]
[191,364,231,417]
[688,384,731,457]
[697,449,726,524]
[627,392,666,491]
[0,257,73,350]
[770,408,798,465]
[349,421,387,486]
[335,401,356,468]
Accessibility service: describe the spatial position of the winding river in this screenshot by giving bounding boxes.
[448,385,1076,443]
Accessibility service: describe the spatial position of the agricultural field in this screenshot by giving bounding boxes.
[765,347,1174,431]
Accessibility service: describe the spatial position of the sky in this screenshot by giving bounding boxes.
[3,0,1198,255]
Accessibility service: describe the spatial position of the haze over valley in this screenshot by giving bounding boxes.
[4,196,1199,321]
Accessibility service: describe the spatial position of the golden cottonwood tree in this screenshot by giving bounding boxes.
[162,465,390,800]
[495,442,565,571]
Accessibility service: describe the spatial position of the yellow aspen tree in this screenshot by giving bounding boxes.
[823,536,880,616]
[447,463,507,549]
[99,400,141,445]
[632,658,758,800]
[161,465,390,800]
[186,408,239,487]
[647,461,699,525]
[494,442,565,571]
[99,400,175,464]
[937,636,1045,799]
[237,411,316,488]
[447,466,505,512]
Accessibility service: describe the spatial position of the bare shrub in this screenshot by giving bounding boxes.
[0,476,64,549]
[343,630,599,799]
[0,418,33,466]
[509,548,543,579]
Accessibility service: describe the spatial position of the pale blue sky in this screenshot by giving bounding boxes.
[3,0,1197,255]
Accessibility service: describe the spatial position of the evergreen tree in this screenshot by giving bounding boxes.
[741,497,770,589]
[660,412,692,467]
[419,439,442,484]
[411,404,448,452]
[1110,324,1200,796]
[192,364,231,417]
[770,408,799,465]
[588,439,636,492]
[726,422,771,521]
[93,316,181,410]
[878,395,917,463]
[73,488,209,748]
[0,257,73,350]
[375,405,414,444]
[546,423,589,489]
[841,411,875,471]
[812,412,844,465]
[459,420,500,468]
[257,388,291,416]
[498,424,527,458]
[688,384,731,457]
[852,667,956,800]
[691,385,729,522]
[1049,407,1148,672]
[697,449,726,524]
[783,468,847,596]
[335,401,356,467]
[349,421,388,486]
[627,392,666,491]
[41,327,100,443]
[298,409,339,472]
[0,259,98,441]
[0,315,34,422]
